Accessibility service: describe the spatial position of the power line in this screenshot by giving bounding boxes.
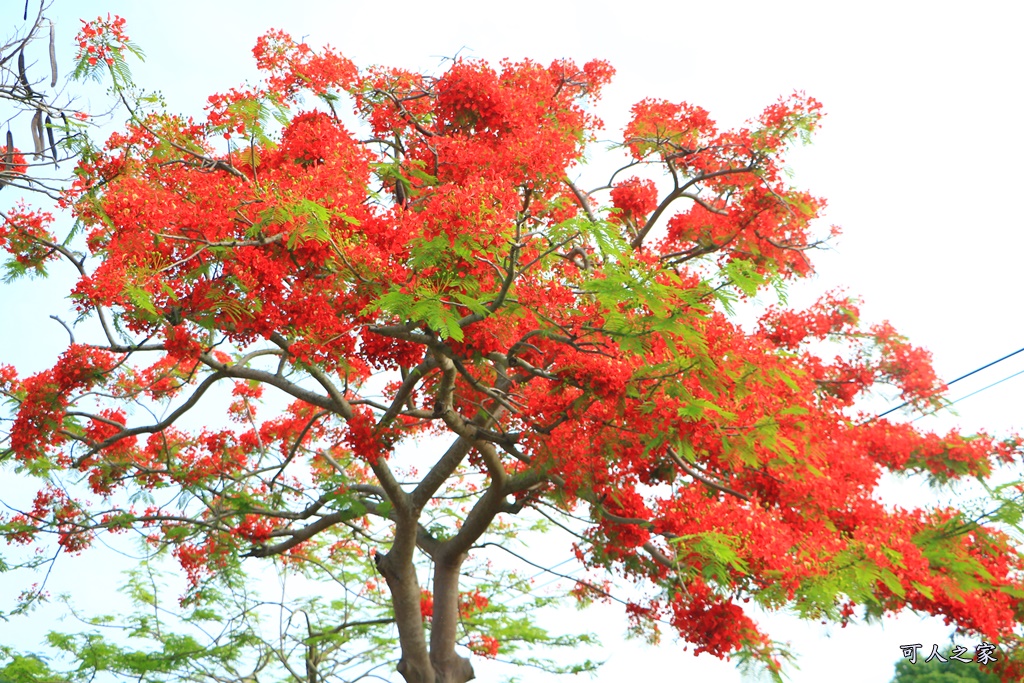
[941,345,1024,387]
[874,344,1024,420]
[913,367,1024,423]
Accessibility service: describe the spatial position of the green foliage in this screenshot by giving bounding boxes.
[0,512,600,683]
[668,532,747,586]
[890,655,1000,682]
[4,556,390,683]
[0,650,67,683]
[207,95,289,148]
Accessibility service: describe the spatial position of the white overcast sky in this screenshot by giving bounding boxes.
[2,1,1023,682]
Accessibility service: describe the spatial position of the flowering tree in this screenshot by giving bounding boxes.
[1,18,1023,683]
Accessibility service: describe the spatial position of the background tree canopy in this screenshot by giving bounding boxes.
[891,656,1000,683]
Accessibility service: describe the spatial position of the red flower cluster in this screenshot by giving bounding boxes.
[233,514,276,542]
[75,14,129,67]
[420,589,434,620]
[173,537,228,589]
[0,145,28,176]
[458,589,489,618]
[759,291,860,349]
[252,29,358,98]
[468,634,500,658]
[8,487,91,553]
[610,176,659,222]
[624,99,715,161]
[669,581,766,659]
[872,321,944,402]
[0,205,58,273]
[10,345,118,462]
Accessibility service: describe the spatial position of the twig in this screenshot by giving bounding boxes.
[49,314,74,344]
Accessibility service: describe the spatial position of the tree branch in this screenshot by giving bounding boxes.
[666,446,749,501]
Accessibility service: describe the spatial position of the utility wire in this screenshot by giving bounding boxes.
[874,344,1024,420]
[912,367,1024,423]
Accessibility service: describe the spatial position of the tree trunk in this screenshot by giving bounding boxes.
[385,543,475,683]
[379,517,436,683]
[429,552,475,683]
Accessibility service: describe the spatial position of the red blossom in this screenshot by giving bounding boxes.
[75,14,130,69]
[0,145,28,176]
[420,590,434,620]
[610,176,659,221]
[468,634,500,658]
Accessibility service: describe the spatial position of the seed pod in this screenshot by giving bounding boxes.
[45,114,56,167]
[17,49,27,89]
[48,20,57,88]
[23,0,28,21]
[31,109,43,159]
[394,176,407,207]
[2,130,12,187]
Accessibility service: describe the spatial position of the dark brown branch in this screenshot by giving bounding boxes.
[122,93,249,181]
[378,89,437,139]
[565,177,598,223]
[374,357,435,434]
[200,352,347,417]
[244,511,351,558]
[631,164,756,250]
[72,370,227,466]
[269,410,329,488]
[666,446,749,501]
[264,335,354,420]
[436,440,507,559]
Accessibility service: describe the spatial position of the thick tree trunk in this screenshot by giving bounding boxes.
[379,516,436,683]
[379,507,476,683]
[431,656,475,683]
[382,428,500,683]
[429,553,475,683]
[384,542,475,683]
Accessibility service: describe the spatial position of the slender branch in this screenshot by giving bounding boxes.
[49,314,74,344]
[308,617,395,639]
[631,164,756,249]
[199,352,347,417]
[269,410,329,488]
[564,177,597,223]
[244,511,352,558]
[72,370,227,466]
[374,357,435,434]
[666,446,749,501]
[122,92,249,181]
